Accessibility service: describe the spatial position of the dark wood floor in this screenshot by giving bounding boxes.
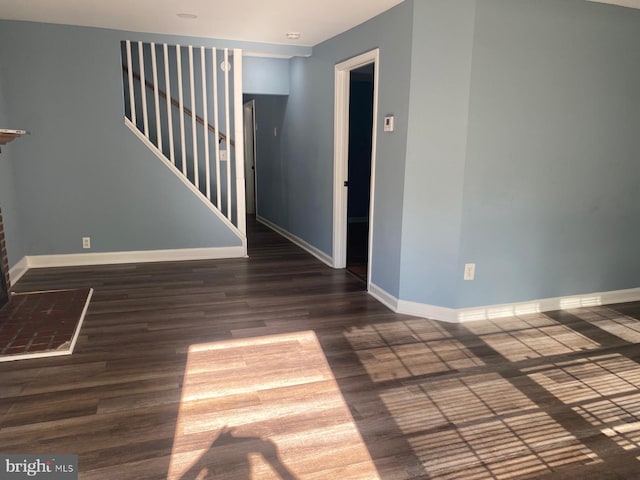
[2,217,640,479]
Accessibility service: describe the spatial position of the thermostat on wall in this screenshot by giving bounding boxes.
[384,115,395,132]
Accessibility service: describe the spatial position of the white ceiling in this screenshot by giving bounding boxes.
[0,0,404,47]
[0,0,637,48]
[587,0,640,8]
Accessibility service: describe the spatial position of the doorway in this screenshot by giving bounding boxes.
[333,49,380,289]
[243,100,257,215]
[346,64,375,282]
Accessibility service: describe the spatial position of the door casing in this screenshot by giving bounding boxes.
[243,99,257,215]
[332,49,380,289]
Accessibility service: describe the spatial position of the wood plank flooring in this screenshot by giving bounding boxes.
[2,217,640,479]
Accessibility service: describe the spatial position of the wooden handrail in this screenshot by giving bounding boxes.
[122,66,235,147]
[0,129,28,154]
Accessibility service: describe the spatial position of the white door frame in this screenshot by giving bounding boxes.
[332,48,380,289]
[243,99,257,215]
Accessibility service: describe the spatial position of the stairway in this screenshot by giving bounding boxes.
[120,41,246,239]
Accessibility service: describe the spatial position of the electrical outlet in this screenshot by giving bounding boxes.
[82,237,91,249]
[220,150,227,161]
[464,263,475,281]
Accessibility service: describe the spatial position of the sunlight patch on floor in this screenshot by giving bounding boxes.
[167,331,380,480]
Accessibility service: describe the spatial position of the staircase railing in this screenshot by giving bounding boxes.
[121,41,246,236]
[122,66,235,148]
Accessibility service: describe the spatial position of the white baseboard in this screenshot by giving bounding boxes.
[256,215,334,268]
[398,299,458,323]
[8,256,29,286]
[454,287,640,322]
[368,283,640,323]
[368,282,399,312]
[14,246,245,273]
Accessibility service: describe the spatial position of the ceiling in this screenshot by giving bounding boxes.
[0,0,637,48]
[587,0,640,8]
[0,0,404,47]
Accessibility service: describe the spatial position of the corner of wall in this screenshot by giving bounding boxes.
[398,0,477,309]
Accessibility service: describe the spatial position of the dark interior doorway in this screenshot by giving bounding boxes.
[346,63,375,282]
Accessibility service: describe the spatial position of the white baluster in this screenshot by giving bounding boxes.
[233,49,246,235]
[224,48,231,221]
[212,48,221,209]
[138,41,149,137]
[125,40,136,125]
[201,47,211,201]
[176,45,187,176]
[151,42,162,151]
[163,44,175,165]
[189,45,199,189]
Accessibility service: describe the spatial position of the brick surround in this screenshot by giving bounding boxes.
[0,207,10,308]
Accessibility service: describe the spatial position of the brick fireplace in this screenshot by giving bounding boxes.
[0,207,10,309]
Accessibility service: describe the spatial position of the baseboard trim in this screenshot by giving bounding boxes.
[453,287,640,322]
[21,246,246,270]
[368,284,640,323]
[368,282,399,312]
[256,216,334,268]
[398,299,458,323]
[8,256,29,286]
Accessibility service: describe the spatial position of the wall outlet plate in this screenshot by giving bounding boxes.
[220,150,228,161]
[82,237,91,249]
[464,263,475,281]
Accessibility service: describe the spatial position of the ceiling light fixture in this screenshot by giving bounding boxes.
[177,13,198,19]
[286,32,301,40]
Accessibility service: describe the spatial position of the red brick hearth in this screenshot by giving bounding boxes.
[0,207,10,308]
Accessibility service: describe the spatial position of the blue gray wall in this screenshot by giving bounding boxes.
[268,1,414,297]
[0,20,300,261]
[457,0,640,307]
[0,60,26,267]
[399,0,476,307]
[269,0,640,308]
[399,0,640,309]
[244,95,288,225]
[4,0,640,310]
[244,57,290,95]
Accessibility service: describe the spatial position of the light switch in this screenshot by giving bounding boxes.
[384,115,395,132]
